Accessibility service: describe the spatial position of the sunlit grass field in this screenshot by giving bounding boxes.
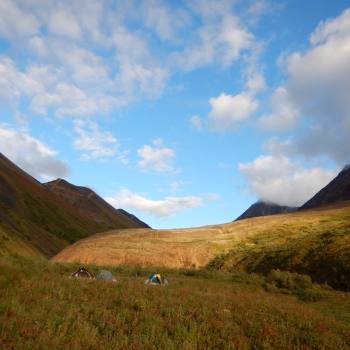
[1,255,349,349]
[53,203,350,290]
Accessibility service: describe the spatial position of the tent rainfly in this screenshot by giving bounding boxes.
[144,273,168,286]
[96,270,117,282]
[71,267,94,279]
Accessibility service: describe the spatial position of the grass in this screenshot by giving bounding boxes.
[53,203,350,290]
[0,255,349,349]
[208,205,350,290]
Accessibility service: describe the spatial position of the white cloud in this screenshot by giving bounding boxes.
[310,8,350,45]
[259,86,298,131]
[0,0,263,121]
[49,10,81,39]
[137,139,176,172]
[112,26,168,98]
[245,70,266,93]
[189,115,203,130]
[201,59,264,131]
[0,54,123,117]
[239,155,337,207]
[105,188,203,217]
[208,92,258,130]
[246,0,269,18]
[117,150,130,165]
[263,137,293,156]
[0,124,68,180]
[141,0,189,41]
[0,2,168,118]
[266,8,350,164]
[0,0,39,39]
[172,14,254,70]
[73,120,120,161]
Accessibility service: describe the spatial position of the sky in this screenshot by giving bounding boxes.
[0,0,350,229]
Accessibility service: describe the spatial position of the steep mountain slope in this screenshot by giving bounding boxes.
[0,154,146,258]
[301,166,350,209]
[235,201,297,220]
[53,202,350,290]
[44,179,149,228]
[117,208,150,228]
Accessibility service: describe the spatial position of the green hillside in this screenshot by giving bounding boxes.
[0,154,145,258]
[208,202,350,290]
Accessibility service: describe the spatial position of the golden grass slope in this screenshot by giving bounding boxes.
[53,203,350,276]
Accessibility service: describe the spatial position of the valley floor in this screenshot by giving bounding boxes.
[0,255,349,349]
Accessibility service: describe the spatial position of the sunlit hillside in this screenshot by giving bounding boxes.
[53,202,350,289]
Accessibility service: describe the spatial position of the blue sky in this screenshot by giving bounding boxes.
[1,0,350,228]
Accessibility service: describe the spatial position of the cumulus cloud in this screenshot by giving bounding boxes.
[0,0,39,39]
[204,61,264,131]
[263,8,350,164]
[245,71,266,93]
[208,92,258,130]
[0,56,119,117]
[239,155,337,207]
[112,26,168,98]
[0,1,169,118]
[105,188,203,217]
[246,0,270,18]
[49,10,82,39]
[259,86,298,131]
[0,124,69,180]
[172,13,254,70]
[0,0,264,121]
[73,120,121,161]
[141,0,189,41]
[137,139,176,172]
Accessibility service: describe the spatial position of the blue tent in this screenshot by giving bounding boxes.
[144,273,168,285]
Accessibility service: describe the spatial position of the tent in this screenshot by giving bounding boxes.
[144,273,168,286]
[96,270,117,282]
[71,267,94,279]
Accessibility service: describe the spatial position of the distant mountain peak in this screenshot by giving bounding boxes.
[301,165,350,209]
[235,201,298,221]
[0,155,150,258]
[44,178,150,228]
[341,164,350,172]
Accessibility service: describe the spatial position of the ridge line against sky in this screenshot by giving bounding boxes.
[0,0,349,228]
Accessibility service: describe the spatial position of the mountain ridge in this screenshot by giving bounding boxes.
[0,153,148,258]
[235,201,298,221]
[44,178,150,229]
[301,166,350,209]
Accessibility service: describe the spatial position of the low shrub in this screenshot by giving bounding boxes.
[266,269,313,291]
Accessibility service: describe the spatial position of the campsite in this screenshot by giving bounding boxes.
[1,255,350,349]
[1,1,350,349]
[1,162,350,349]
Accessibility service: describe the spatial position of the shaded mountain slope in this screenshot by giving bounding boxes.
[0,154,147,258]
[235,201,297,221]
[44,179,149,229]
[301,166,350,209]
[117,208,150,228]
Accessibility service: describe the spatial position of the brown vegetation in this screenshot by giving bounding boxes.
[54,203,350,269]
[1,255,349,349]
